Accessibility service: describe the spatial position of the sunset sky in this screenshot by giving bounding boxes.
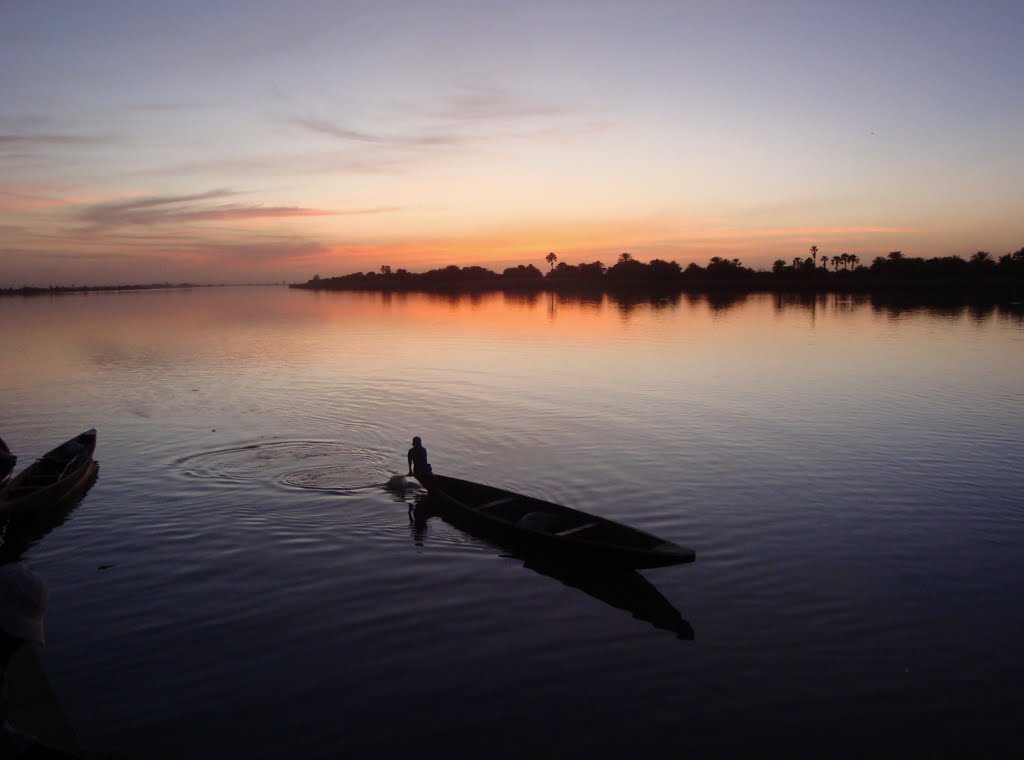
[2,0,1022,286]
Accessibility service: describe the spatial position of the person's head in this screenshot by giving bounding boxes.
[0,563,48,645]
[412,436,422,447]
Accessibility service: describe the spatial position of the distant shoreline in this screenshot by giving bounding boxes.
[0,283,284,296]
[7,250,1021,300]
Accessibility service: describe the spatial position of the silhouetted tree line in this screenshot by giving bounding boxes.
[768,247,1024,293]
[292,246,1024,296]
[303,263,537,292]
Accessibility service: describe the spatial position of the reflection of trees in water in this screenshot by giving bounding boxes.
[364,284,1021,324]
[762,291,1023,323]
[608,292,682,318]
[556,291,604,310]
[829,293,870,311]
[773,292,814,312]
[423,291,499,309]
[1001,304,1024,326]
[544,290,606,320]
[408,495,693,640]
[967,302,997,322]
[867,294,1022,323]
[503,291,541,308]
[704,291,748,312]
[772,292,833,313]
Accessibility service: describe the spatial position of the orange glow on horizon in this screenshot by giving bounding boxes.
[0,184,995,287]
[313,217,923,276]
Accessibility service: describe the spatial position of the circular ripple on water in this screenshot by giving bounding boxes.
[178,440,390,493]
[281,463,392,493]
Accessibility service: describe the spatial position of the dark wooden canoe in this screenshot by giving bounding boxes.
[0,430,97,515]
[415,473,695,569]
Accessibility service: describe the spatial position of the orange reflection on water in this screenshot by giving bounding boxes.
[3,287,1019,398]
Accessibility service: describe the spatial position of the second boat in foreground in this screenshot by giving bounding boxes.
[0,429,98,515]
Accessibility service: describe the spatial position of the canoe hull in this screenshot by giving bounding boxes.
[416,474,695,569]
[0,430,98,515]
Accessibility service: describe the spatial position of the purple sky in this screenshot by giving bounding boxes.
[2,0,1022,285]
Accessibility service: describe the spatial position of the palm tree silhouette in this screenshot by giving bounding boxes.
[810,245,818,267]
[618,252,633,264]
[545,252,558,271]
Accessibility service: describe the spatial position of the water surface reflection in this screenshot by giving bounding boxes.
[0,286,1021,759]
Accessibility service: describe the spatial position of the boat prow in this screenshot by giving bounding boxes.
[650,540,697,566]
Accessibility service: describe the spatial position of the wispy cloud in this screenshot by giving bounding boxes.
[292,86,606,153]
[0,133,114,148]
[127,149,415,180]
[294,118,459,147]
[0,185,100,213]
[128,102,208,112]
[435,87,567,122]
[75,189,396,228]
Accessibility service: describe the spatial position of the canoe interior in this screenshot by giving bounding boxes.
[1,430,97,511]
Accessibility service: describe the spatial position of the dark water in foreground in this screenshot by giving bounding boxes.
[1,287,1022,758]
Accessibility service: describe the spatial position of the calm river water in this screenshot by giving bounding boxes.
[1,286,1021,758]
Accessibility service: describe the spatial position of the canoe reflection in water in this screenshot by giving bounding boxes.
[410,495,694,640]
[0,468,99,563]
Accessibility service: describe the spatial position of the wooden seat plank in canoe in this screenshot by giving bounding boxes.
[475,495,521,512]
[555,521,598,537]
